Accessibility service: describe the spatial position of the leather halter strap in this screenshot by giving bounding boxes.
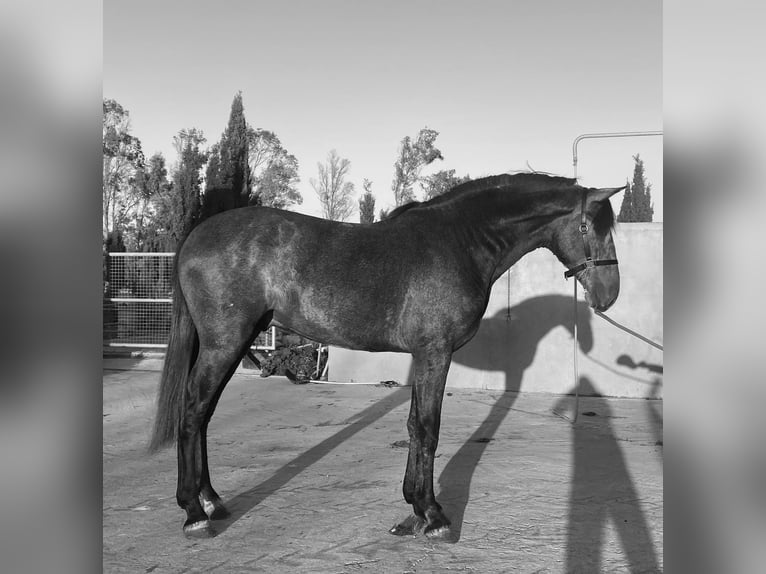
[564,189,619,279]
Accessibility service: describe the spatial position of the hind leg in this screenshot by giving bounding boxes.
[179,311,273,535]
[197,396,230,521]
[176,345,244,537]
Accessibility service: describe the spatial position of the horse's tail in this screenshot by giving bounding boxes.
[148,258,197,453]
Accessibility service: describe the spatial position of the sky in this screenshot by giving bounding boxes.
[104,0,662,220]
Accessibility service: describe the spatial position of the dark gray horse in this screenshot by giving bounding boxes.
[149,173,622,539]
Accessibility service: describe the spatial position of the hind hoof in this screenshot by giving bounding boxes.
[183,519,215,538]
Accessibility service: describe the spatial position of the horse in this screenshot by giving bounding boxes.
[148,172,623,539]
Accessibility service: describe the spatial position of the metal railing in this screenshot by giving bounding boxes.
[104,252,276,350]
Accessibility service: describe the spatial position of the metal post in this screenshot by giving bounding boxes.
[572,131,663,178]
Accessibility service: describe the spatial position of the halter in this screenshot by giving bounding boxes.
[563,189,619,279]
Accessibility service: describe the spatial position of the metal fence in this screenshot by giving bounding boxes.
[104,252,276,350]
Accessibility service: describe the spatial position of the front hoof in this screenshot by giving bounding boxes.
[389,514,425,536]
[183,519,215,539]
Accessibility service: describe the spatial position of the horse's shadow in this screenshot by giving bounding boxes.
[436,294,594,539]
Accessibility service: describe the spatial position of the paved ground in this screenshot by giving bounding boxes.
[103,358,663,573]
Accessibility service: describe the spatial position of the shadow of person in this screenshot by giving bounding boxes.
[553,376,661,573]
[435,294,594,540]
[616,354,664,450]
[645,378,663,450]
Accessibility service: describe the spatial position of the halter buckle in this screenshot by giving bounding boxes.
[579,223,589,234]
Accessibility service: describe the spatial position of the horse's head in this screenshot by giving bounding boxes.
[554,186,624,312]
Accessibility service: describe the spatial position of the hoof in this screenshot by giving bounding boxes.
[183,519,215,539]
[389,514,425,537]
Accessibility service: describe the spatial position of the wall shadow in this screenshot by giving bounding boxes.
[215,386,412,535]
[436,294,594,539]
[553,377,661,573]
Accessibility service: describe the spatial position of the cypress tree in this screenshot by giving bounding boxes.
[617,179,633,222]
[617,155,654,222]
[359,179,376,223]
[204,92,252,211]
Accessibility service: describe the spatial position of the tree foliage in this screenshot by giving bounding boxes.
[617,154,654,222]
[311,149,355,221]
[103,98,145,238]
[248,128,302,209]
[359,179,376,223]
[131,152,170,250]
[421,169,470,200]
[204,92,252,212]
[152,129,207,248]
[391,127,443,206]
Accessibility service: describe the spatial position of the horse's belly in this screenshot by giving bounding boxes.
[272,307,406,353]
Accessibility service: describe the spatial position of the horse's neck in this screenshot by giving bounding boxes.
[489,222,552,284]
[458,196,559,285]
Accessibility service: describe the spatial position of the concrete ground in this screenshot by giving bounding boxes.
[103,357,663,573]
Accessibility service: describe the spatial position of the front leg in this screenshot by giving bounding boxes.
[390,349,453,539]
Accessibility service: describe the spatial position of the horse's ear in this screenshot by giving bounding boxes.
[588,186,626,203]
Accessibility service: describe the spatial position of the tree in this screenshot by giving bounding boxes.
[391,127,443,206]
[204,142,223,190]
[617,154,654,222]
[131,152,170,251]
[204,92,252,211]
[153,129,207,248]
[359,179,376,223]
[311,149,355,221]
[256,155,302,209]
[421,169,470,200]
[103,98,145,239]
[617,178,634,222]
[248,128,302,209]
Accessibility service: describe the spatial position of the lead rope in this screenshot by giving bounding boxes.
[593,310,663,351]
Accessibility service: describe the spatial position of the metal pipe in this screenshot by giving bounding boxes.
[572,131,663,178]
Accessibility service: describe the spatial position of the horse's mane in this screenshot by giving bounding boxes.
[385,173,578,220]
[387,201,423,219]
[449,173,577,196]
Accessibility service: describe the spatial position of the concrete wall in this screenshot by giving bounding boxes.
[328,223,663,399]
